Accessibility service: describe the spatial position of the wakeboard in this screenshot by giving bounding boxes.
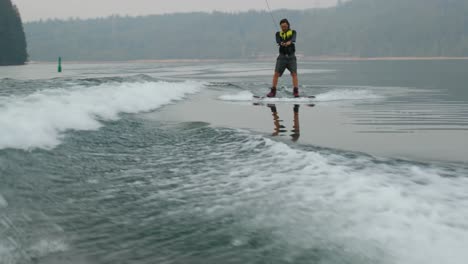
[253,95,316,100]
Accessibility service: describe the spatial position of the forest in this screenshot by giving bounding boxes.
[24,0,468,61]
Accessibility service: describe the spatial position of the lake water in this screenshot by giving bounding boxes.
[1,60,468,264]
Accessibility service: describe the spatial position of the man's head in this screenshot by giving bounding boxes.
[280,18,290,32]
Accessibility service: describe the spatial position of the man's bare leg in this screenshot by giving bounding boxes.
[267,72,281,97]
[292,72,299,97]
[292,72,299,88]
[272,72,280,88]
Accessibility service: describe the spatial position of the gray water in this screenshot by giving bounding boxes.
[1,60,468,264]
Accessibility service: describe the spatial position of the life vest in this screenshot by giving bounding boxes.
[279,30,294,41]
[278,30,296,55]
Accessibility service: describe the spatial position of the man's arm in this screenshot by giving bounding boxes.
[275,32,282,45]
[291,30,297,44]
[284,30,297,46]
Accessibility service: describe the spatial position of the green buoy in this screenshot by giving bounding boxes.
[58,56,62,73]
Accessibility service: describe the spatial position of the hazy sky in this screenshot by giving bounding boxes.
[13,0,337,22]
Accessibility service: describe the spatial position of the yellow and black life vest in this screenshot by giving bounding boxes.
[279,30,294,41]
[277,29,296,55]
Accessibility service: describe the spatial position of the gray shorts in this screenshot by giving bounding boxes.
[275,54,297,76]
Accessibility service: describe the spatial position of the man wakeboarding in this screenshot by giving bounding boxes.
[267,18,299,98]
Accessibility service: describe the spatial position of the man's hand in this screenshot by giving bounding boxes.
[281,41,292,47]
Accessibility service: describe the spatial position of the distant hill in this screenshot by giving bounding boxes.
[309,0,468,57]
[0,0,28,65]
[24,0,468,61]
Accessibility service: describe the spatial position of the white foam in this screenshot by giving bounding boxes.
[29,238,69,257]
[254,97,315,103]
[218,91,313,103]
[0,238,70,264]
[314,89,383,101]
[190,131,468,264]
[242,138,468,264]
[0,242,15,264]
[0,81,203,150]
[0,194,7,208]
[218,88,381,103]
[218,91,254,101]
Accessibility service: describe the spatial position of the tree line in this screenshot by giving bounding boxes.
[24,0,468,61]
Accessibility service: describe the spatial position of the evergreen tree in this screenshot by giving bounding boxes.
[0,0,28,65]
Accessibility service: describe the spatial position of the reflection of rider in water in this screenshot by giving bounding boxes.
[268,104,300,142]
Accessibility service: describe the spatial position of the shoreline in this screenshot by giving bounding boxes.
[25,56,468,64]
[303,56,468,61]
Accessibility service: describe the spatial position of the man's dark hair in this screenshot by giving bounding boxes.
[279,18,290,28]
